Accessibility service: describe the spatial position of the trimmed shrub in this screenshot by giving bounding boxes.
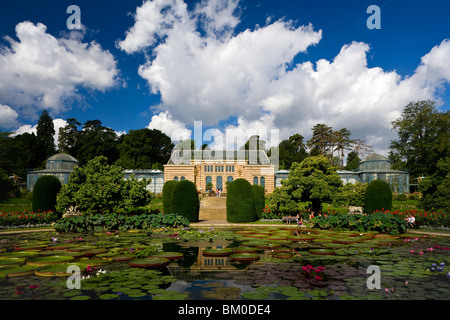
[170,180,199,222]
[162,180,178,214]
[226,178,257,223]
[364,180,392,214]
[32,175,62,215]
[252,185,265,218]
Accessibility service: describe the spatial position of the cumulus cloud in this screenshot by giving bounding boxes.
[0,105,19,128]
[0,21,120,123]
[147,110,192,141]
[11,118,68,146]
[120,0,450,153]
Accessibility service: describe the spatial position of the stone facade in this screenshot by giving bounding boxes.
[164,150,275,194]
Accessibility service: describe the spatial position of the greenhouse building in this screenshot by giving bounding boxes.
[337,153,410,194]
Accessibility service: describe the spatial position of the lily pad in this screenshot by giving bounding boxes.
[229,253,260,262]
[202,248,233,257]
[129,258,170,268]
[0,265,36,277]
[309,249,336,255]
[0,257,26,267]
[26,255,74,266]
[151,252,184,260]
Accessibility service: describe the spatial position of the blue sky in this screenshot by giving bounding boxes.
[0,0,449,154]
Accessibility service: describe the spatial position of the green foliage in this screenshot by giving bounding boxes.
[56,156,150,214]
[283,155,342,213]
[53,212,190,233]
[32,175,62,214]
[0,168,16,203]
[267,185,297,213]
[333,182,367,207]
[312,212,407,234]
[115,129,174,170]
[252,185,265,217]
[364,180,392,214]
[226,178,257,223]
[390,100,449,177]
[162,180,178,214]
[170,180,199,222]
[419,157,450,213]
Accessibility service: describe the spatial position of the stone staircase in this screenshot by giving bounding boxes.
[199,196,227,220]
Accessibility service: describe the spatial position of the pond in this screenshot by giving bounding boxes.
[0,226,449,300]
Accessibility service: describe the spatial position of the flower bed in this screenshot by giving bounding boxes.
[0,210,58,228]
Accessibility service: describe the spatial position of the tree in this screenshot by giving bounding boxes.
[307,124,333,157]
[56,156,150,214]
[36,110,56,160]
[390,100,450,177]
[116,128,174,170]
[58,118,81,154]
[335,128,353,168]
[0,168,16,202]
[283,155,342,213]
[76,120,120,166]
[277,133,308,169]
[345,150,360,171]
[419,157,450,213]
[268,184,298,213]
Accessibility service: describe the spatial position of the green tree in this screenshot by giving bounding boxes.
[283,155,342,213]
[390,100,450,177]
[307,124,333,157]
[333,182,367,207]
[76,120,120,166]
[419,157,450,213]
[0,168,16,202]
[277,133,308,169]
[116,128,174,170]
[36,110,56,161]
[268,184,297,213]
[56,156,150,214]
[58,118,81,154]
[345,150,360,171]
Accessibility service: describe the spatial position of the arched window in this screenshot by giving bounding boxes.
[174,176,179,181]
[227,176,233,183]
[260,176,265,188]
[206,176,212,190]
[216,176,223,190]
[253,177,258,185]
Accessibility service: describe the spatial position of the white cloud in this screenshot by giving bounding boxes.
[11,118,67,146]
[120,0,450,153]
[147,110,191,141]
[0,21,120,120]
[0,105,19,128]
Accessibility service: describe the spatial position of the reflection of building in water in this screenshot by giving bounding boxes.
[167,240,269,281]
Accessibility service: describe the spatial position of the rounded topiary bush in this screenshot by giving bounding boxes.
[170,180,199,222]
[252,185,265,218]
[227,178,257,223]
[32,175,62,215]
[364,179,392,214]
[162,180,178,214]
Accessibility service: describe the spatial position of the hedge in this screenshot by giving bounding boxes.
[170,180,199,222]
[32,175,62,216]
[252,185,265,218]
[226,178,257,223]
[364,180,392,214]
[162,180,178,214]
